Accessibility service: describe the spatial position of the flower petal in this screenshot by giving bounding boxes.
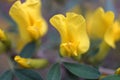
[9,0,31,41]
[66,12,89,54]
[104,21,120,48]
[22,0,41,20]
[87,7,114,39]
[50,14,67,42]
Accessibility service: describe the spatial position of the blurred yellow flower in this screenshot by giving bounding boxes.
[50,12,89,57]
[14,56,48,69]
[9,0,47,44]
[86,7,114,39]
[105,21,120,48]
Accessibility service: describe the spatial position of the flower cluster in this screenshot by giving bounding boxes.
[0,0,120,80]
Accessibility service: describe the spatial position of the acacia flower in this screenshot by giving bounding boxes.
[14,56,48,69]
[50,12,89,57]
[9,0,47,42]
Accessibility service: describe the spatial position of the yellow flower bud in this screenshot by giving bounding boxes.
[14,56,31,68]
[14,56,48,69]
[50,12,90,57]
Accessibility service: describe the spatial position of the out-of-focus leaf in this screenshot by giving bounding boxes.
[47,63,61,80]
[63,62,100,79]
[19,42,36,58]
[15,69,43,80]
[102,75,120,80]
[65,68,79,80]
[0,70,13,80]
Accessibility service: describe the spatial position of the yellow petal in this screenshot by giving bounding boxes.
[66,12,89,54]
[9,0,31,41]
[87,7,114,39]
[14,56,48,69]
[23,0,41,19]
[104,11,114,26]
[33,19,48,37]
[27,26,40,40]
[50,14,67,42]
[14,56,31,68]
[104,21,120,48]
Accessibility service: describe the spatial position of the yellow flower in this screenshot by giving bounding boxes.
[50,12,89,57]
[14,56,48,69]
[86,7,114,39]
[105,21,120,48]
[9,0,47,42]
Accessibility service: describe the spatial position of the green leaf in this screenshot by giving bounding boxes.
[63,62,100,79]
[47,63,61,80]
[19,42,36,58]
[0,70,13,80]
[102,75,120,80]
[15,69,43,80]
[65,68,79,80]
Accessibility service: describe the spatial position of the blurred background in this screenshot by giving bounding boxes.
[0,0,120,79]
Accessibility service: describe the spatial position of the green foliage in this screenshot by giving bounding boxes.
[64,69,79,80]
[0,70,13,80]
[19,42,36,58]
[102,75,120,80]
[47,63,61,80]
[63,62,100,79]
[15,69,43,80]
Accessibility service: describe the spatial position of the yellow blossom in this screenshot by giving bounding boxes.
[86,7,114,39]
[50,12,89,57]
[9,0,47,47]
[14,56,48,69]
[104,21,120,48]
